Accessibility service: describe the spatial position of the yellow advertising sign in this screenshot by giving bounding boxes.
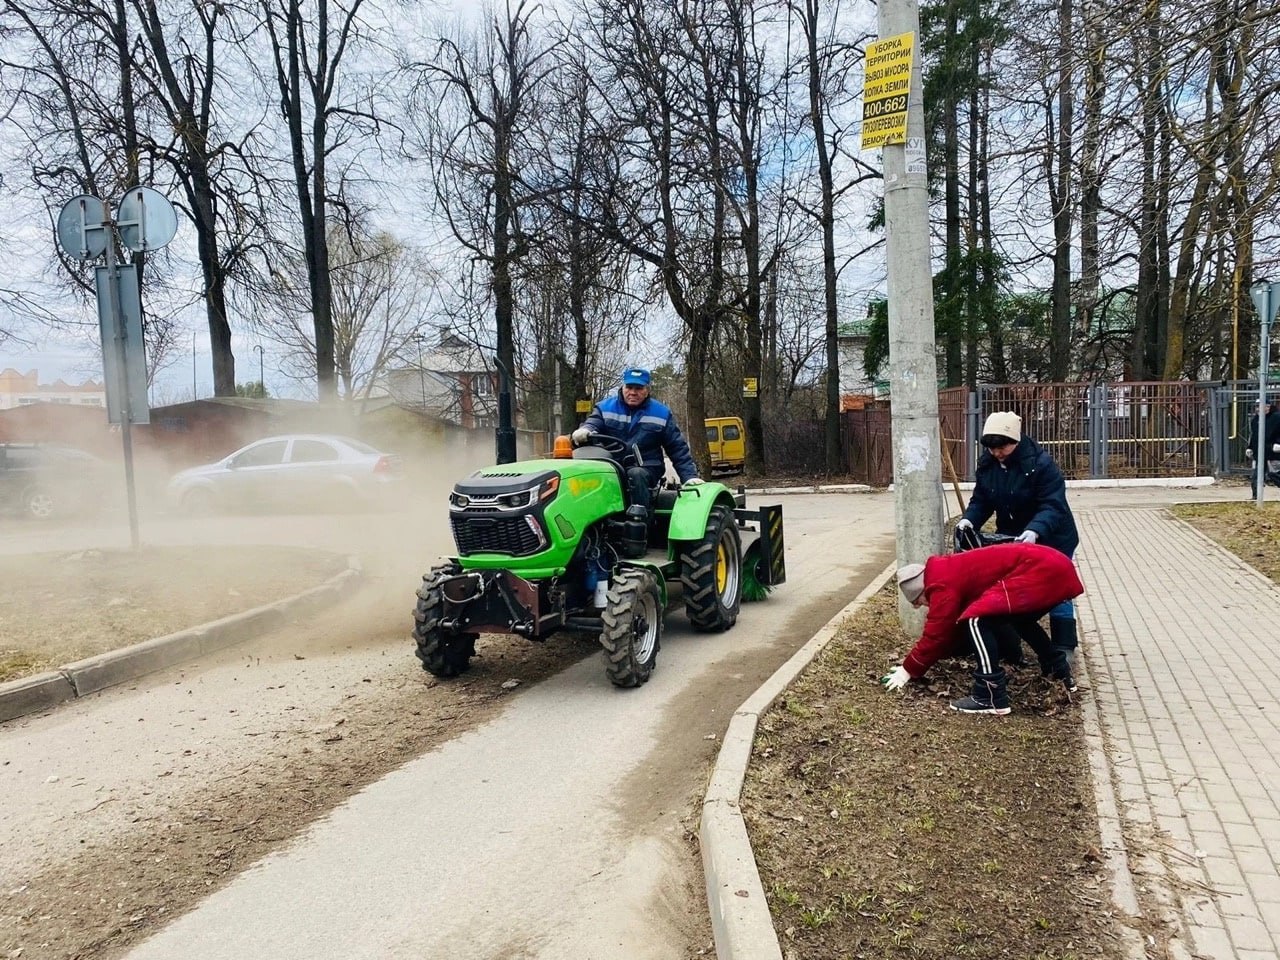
[742,377,758,398]
[860,32,914,150]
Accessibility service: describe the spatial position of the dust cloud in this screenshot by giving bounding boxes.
[0,403,516,657]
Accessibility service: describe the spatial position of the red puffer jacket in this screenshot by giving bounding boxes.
[902,543,1084,678]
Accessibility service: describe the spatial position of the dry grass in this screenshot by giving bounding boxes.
[741,499,1280,959]
[741,589,1131,960]
[0,546,347,682]
[1171,500,1280,582]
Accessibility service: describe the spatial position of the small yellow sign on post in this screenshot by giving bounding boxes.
[742,377,758,398]
[575,399,592,413]
[860,32,914,150]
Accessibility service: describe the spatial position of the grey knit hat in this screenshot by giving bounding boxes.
[896,563,926,604]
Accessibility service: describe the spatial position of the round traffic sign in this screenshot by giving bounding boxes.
[55,195,108,260]
[117,185,178,253]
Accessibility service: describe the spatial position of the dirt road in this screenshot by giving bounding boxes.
[0,489,897,960]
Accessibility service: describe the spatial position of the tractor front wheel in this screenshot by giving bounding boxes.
[680,504,742,632]
[600,568,663,688]
[413,565,478,678]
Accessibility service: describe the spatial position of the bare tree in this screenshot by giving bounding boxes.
[128,0,269,396]
[257,220,440,399]
[404,0,557,437]
[261,0,380,402]
[0,0,181,380]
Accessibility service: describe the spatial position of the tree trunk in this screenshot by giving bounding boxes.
[1049,0,1073,381]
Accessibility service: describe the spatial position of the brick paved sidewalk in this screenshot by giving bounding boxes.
[1079,508,1280,960]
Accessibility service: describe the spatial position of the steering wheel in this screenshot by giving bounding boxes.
[580,432,639,468]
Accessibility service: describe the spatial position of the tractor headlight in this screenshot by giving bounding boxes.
[497,490,533,509]
[449,491,470,508]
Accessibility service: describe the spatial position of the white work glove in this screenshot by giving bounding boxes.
[1015,530,1038,544]
[571,427,590,446]
[1272,444,1279,453]
[881,666,911,692]
[955,518,973,532]
[684,477,704,486]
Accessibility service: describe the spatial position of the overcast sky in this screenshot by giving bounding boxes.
[0,0,884,405]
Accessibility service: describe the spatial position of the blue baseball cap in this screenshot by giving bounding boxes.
[622,367,651,386]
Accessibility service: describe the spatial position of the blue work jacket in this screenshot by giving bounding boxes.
[581,391,698,484]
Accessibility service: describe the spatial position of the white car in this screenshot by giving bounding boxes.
[167,434,403,514]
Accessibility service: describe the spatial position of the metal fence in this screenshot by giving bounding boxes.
[768,380,1251,485]
[970,382,1213,480]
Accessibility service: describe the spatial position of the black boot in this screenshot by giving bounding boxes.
[1045,619,1078,693]
[1050,617,1078,652]
[1038,648,1078,693]
[951,670,1010,715]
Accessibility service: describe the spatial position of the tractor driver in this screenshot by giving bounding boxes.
[572,366,702,522]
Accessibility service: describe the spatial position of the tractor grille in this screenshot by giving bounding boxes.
[451,514,545,557]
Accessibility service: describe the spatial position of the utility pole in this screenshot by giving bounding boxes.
[875,0,945,625]
[1250,281,1280,507]
[253,344,265,397]
[412,334,427,410]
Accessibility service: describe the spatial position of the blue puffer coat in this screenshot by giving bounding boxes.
[961,435,1079,556]
[581,391,698,484]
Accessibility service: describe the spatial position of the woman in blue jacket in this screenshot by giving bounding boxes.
[956,411,1081,660]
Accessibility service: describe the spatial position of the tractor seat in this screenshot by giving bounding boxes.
[652,487,679,514]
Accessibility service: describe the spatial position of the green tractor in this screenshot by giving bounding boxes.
[412,432,785,688]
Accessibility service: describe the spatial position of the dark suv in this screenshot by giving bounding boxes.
[0,442,108,521]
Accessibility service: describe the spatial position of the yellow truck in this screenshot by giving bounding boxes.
[705,416,745,475]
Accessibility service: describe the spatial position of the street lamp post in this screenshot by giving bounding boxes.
[412,335,427,410]
[253,344,265,397]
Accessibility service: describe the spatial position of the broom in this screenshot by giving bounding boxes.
[741,540,772,602]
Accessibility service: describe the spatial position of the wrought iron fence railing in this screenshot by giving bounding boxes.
[770,380,1260,485]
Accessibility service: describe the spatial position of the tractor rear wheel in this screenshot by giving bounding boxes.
[680,504,742,632]
[600,568,663,688]
[413,564,477,678]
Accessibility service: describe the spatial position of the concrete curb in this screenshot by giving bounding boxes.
[742,483,875,496]
[1076,617,1152,960]
[0,555,362,725]
[701,543,1158,958]
[744,476,1217,497]
[700,563,897,960]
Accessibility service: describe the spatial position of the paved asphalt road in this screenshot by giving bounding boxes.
[4,481,1244,959]
[1,489,897,959]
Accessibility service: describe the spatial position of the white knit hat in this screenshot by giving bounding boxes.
[981,411,1021,445]
[896,563,926,604]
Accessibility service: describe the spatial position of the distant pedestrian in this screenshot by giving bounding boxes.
[880,543,1084,716]
[1245,398,1280,497]
[955,411,1081,666]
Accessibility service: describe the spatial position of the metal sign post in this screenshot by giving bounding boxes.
[56,189,179,548]
[101,201,141,547]
[1250,281,1280,509]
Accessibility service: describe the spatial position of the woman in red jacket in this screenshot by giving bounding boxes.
[882,543,1084,715]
